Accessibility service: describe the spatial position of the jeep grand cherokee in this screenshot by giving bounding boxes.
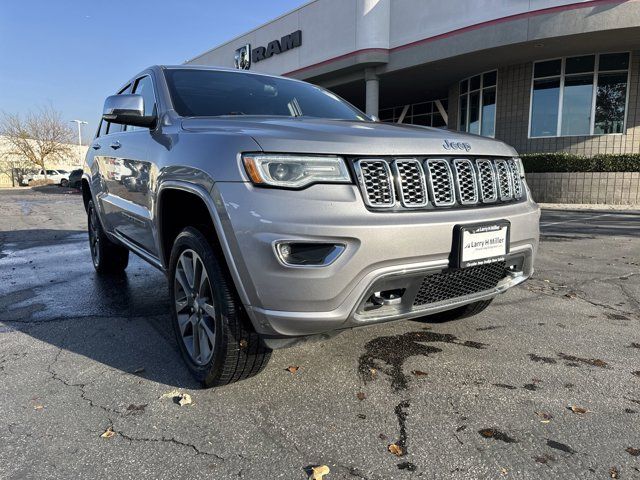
[82,66,539,387]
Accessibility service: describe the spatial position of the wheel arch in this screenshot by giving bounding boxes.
[156,181,252,307]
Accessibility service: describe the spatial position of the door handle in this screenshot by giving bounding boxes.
[110,141,121,150]
[92,143,101,150]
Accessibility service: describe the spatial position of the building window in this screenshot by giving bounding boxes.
[458,71,497,137]
[379,99,448,127]
[529,52,630,138]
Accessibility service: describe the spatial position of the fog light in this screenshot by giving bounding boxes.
[275,242,345,267]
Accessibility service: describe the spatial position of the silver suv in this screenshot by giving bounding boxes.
[82,66,539,387]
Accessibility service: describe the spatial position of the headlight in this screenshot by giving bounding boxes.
[513,157,525,178]
[242,154,351,188]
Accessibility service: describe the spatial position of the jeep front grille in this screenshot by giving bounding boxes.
[413,262,507,306]
[425,159,455,207]
[354,157,524,209]
[393,159,428,207]
[354,159,395,207]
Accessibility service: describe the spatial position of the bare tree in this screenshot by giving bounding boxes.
[0,106,75,180]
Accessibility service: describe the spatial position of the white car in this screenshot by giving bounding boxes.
[25,169,71,186]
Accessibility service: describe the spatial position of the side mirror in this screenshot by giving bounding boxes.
[368,114,380,122]
[102,94,156,128]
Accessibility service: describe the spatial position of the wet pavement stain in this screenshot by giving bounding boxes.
[478,428,518,443]
[606,313,630,321]
[558,353,610,369]
[547,439,576,454]
[493,383,517,390]
[528,353,557,364]
[534,453,556,465]
[392,400,410,456]
[397,462,417,472]
[358,330,487,391]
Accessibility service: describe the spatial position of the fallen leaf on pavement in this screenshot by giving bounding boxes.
[309,465,330,480]
[356,392,366,401]
[411,370,428,377]
[501,467,508,475]
[569,405,590,414]
[369,368,377,377]
[564,292,577,299]
[610,466,619,478]
[177,393,192,406]
[239,339,248,348]
[626,447,640,456]
[34,405,44,411]
[160,389,180,400]
[100,427,116,439]
[286,366,299,374]
[535,412,553,423]
[388,443,404,456]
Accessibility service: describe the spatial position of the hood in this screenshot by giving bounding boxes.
[181,117,517,157]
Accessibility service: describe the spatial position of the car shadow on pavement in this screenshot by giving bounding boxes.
[0,229,200,389]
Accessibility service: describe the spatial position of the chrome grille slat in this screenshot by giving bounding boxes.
[494,159,513,201]
[392,159,428,207]
[475,159,498,203]
[425,159,455,207]
[507,159,523,199]
[354,157,523,209]
[452,158,478,205]
[354,159,395,207]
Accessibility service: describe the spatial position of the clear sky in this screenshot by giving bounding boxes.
[0,0,308,144]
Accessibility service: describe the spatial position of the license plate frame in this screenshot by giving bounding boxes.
[452,221,510,269]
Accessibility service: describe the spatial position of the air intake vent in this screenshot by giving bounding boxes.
[507,159,523,199]
[494,159,513,201]
[354,159,395,207]
[475,159,498,203]
[393,159,428,207]
[452,159,478,205]
[425,159,455,207]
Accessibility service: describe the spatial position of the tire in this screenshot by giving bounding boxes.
[424,299,494,323]
[61,179,69,187]
[87,200,129,274]
[169,227,271,387]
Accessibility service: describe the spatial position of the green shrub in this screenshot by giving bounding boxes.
[521,153,640,173]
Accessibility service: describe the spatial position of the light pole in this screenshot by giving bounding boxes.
[70,120,88,164]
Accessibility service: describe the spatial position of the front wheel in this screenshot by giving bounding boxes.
[87,200,129,274]
[60,179,69,187]
[169,227,270,387]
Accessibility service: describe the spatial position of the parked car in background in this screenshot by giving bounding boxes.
[68,169,83,189]
[26,169,70,186]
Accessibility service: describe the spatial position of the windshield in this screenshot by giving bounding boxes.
[165,69,367,121]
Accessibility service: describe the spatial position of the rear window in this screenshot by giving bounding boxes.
[164,69,367,121]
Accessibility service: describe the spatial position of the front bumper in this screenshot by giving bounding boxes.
[212,182,540,338]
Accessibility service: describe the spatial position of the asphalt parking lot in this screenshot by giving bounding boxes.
[0,187,638,479]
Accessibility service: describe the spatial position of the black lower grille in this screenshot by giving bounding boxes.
[413,262,507,306]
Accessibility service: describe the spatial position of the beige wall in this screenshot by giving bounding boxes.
[448,51,640,156]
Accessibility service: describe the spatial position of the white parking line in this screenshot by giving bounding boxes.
[540,213,613,227]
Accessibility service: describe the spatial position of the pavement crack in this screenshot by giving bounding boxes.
[113,426,224,459]
[46,347,124,416]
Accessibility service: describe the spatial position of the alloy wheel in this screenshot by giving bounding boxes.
[174,249,217,365]
[88,206,100,267]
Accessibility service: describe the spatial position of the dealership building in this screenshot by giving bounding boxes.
[186,0,640,159]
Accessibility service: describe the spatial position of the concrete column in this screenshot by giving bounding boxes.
[365,68,379,118]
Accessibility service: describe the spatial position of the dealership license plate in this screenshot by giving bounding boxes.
[458,223,509,268]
